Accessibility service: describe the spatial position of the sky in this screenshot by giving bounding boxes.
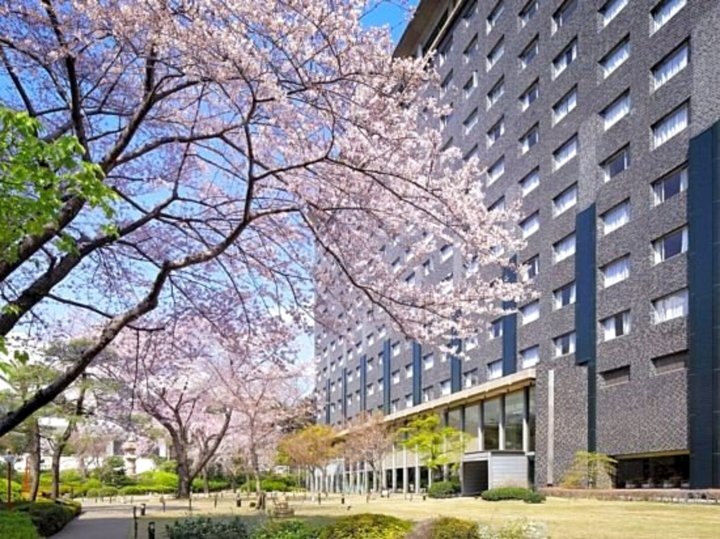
[362,1,419,43]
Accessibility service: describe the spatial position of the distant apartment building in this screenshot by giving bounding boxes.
[314,0,720,493]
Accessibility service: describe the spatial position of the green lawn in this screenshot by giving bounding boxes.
[130,492,720,539]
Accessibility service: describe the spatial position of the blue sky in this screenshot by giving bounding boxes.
[362,1,419,43]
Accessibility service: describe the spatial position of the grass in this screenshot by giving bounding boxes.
[128,492,720,539]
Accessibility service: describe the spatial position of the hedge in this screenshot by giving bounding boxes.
[318,514,412,539]
[0,511,38,539]
[480,487,545,504]
[252,520,318,539]
[427,480,460,499]
[428,517,478,539]
[165,517,249,539]
[15,500,81,537]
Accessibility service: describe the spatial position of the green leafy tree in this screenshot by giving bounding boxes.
[398,414,466,482]
[561,451,617,489]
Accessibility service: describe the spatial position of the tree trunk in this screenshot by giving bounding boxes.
[253,470,261,494]
[27,419,41,501]
[78,457,87,480]
[202,467,209,495]
[51,449,62,499]
[175,444,192,499]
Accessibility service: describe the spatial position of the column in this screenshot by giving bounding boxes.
[523,387,531,453]
[402,447,408,493]
[499,395,506,450]
[391,446,398,491]
[414,445,420,494]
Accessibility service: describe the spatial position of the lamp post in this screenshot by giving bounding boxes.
[3,451,16,510]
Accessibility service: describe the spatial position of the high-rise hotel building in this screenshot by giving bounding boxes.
[314,0,720,492]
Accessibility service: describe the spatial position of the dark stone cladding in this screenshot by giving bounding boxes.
[313,0,720,488]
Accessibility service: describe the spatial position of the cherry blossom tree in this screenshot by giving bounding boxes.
[0,0,527,435]
[344,412,395,493]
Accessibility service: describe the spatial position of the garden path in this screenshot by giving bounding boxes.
[51,503,133,539]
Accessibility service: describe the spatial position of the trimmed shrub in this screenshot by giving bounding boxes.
[480,487,544,503]
[120,486,148,496]
[98,487,119,498]
[427,517,478,539]
[165,517,249,539]
[16,500,81,537]
[318,514,412,539]
[0,480,23,502]
[191,478,229,492]
[427,480,459,499]
[0,511,38,539]
[252,520,318,539]
[137,470,179,490]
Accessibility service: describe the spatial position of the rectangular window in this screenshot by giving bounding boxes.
[520,300,540,325]
[602,92,631,130]
[392,341,400,356]
[440,243,454,261]
[604,146,630,180]
[423,353,434,371]
[653,288,688,323]
[405,363,413,379]
[391,399,399,412]
[404,394,412,408]
[487,359,503,380]
[652,352,687,374]
[553,331,576,357]
[487,117,505,147]
[553,0,578,34]
[554,281,576,309]
[463,71,478,98]
[487,1,505,34]
[463,144,479,162]
[490,319,503,339]
[601,366,631,386]
[601,37,630,78]
[489,196,505,213]
[652,42,689,90]
[462,0,478,22]
[601,310,631,341]
[652,0,686,33]
[520,169,540,196]
[464,34,479,62]
[487,156,505,185]
[520,0,539,27]
[553,135,578,170]
[653,226,688,264]
[437,36,453,67]
[653,165,688,205]
[524,255,539,280]
[487,77,505,109]
[653,103,689,148]
[520,211,540,238]
[520,80,539,110]
[602,255,630,287]
[440,70,454,97]
[602,200,631,234]
[439,380,451,396]
[463,369,479,388]
[422,387,432,402]
[520,345,540,368]
[553,39,577,79]
[463,108,479,133]
[392,370,400,384]
[487,37,505,71]
[520,124,539,154]
[483,398,500,449]
[553,87,577,124]
[367,383,375,396]
[520,37,539,69]
[553,184,578,217]
[554,233,576,262]
[600,0,628,27]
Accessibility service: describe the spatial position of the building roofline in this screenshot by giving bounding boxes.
[394,0,463,59]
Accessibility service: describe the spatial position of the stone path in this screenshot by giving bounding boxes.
[52,503,133,539]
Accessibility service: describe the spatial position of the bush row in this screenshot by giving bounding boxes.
[427,480,461,499]
[0,511,38,539]
[480,487,545,504]
[5,499,82,537]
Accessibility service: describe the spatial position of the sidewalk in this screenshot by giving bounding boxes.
[52,503,133,539]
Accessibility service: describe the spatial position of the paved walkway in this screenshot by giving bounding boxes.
[52,503,133,539]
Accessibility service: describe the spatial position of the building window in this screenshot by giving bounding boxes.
[601,310,631,341]
[520,169,540,197]
[553,331,576,357]
[422,353,434,371]
[601,365,631,386]
[487,117,505,147]
[602,199,631,235]
[463,144,479,162]
[520,124,539,154]
[487,359,503,380]
[553,233,576,262]
[489,196,505,213]
[553,184,578,217]
[422,386,433,403]
[440,379,451,396]
[463,108,479,133]
[553,135,578,170]
[483,398,500,449]
[440,243,454,261]
[553,39,577,79]
[463,71,478,98]
[600,0,628,27]
[524,255,539,280]
[601,37,630,78]
[391,399,399,413]
[440,70,454,97]
[464,369,479,388]
[487,0,505,34]
[602,92,631,130]
[392,341,400,356]
[422,258,433,276]
[462,0,478,23]
[653,103,689,149]
[405,363,413,379]
[440,272,453,293]
[653,226,688,264]
[520,80,539,111]
[520,300,540,325]
[604,146,630,180]
[490,318,503,339]
[653,165,688,205]
[404,394,412,408]
[519,37,539,69]
[520,345,540,368]
[554,281,576,310]
[553,88,577,126]
[392,370,400,385]
[552,0,578,34]
[602,255,630,287]
[367,383,375,396]
[520,0,539,27]
[520,211,540,238]
[463,34,478,62]
[652,42,689,90]
[652,0,686,34]
[487,156,505,185]
[487,77,505,109]
[487,37,505,71]
[652,289,688,323]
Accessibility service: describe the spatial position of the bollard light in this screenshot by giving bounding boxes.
[148,521,156,539]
